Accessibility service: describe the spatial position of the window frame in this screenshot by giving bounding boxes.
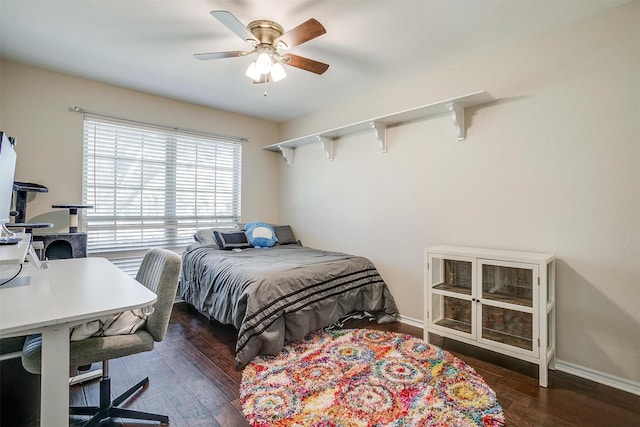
[81,115,243,273]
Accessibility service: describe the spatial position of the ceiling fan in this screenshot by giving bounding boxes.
[194,10,329,84]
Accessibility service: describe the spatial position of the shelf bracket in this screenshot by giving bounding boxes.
[371,121,387,152]
[278,146,294,167]
[317,135,334,161]
[448,102,465,141]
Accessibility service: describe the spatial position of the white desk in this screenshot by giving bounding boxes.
[0,231,30,265]
[0,257,157,427]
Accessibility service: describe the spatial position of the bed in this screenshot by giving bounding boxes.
[179,225,399,367]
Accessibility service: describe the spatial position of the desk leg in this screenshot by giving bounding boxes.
[41,327,70,427]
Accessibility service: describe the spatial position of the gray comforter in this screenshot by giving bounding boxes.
[179,244,399,367]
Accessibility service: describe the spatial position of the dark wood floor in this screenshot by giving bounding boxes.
[6,302,639,426]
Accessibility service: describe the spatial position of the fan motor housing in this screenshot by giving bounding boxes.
[247,20,284,44]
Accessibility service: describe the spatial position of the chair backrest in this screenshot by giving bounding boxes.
[136,248,181,342]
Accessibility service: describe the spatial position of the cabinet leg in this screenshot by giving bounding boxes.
[539,361,548,388]
[549,353,556,370]
[425,332,445,348]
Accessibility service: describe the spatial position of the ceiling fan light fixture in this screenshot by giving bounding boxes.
[245,62,262,81]
[197,11,329,88]
[270,62,287,82]
[255,49,272,74]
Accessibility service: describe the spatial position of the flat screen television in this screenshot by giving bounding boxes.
[0,131,18,240]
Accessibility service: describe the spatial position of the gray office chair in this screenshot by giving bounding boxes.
[21,248,181,427]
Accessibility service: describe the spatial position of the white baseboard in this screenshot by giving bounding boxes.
[555,360,640,396]
[398,315,424,329]
[396,317,639,396]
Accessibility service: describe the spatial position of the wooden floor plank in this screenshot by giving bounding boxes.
[5,302,639,426]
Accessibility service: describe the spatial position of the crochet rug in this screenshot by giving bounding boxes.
[241,328,504,426]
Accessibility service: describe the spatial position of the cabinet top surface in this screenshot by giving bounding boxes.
[426,245,554,262]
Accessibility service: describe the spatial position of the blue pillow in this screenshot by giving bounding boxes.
[244,222,278,248]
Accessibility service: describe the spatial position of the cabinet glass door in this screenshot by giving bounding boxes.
[428,254,475,339]
[481,305,533,351]
[481,262,533,307]
[430,294,473,335]
[431,256,473,295]
[478,260,538,355]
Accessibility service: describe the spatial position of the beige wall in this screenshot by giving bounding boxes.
[279,3,640,386]
[0,3,637,390]
[0,61,281,231]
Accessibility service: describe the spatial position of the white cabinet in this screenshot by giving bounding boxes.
[424,245,556,387]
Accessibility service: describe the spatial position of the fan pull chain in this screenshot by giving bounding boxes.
[263,79,268,97]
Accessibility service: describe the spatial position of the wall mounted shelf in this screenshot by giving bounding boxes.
[264,90,496,167]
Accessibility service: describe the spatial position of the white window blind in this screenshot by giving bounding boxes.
[82,116,242,272]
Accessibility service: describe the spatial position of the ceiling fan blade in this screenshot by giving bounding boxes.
[283,53,329,75]
[194,51,248,60]
[275,18,326,49]
[210,10,257,44]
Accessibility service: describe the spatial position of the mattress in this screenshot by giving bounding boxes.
[179,244,399,366]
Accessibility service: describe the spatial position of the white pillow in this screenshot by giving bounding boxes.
[70,309,148,341]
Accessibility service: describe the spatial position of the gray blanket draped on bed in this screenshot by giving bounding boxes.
[180,244,399,367]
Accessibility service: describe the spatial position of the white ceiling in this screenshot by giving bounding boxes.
[0,0,626,123]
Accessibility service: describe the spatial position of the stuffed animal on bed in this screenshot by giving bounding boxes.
[244,221,278,248]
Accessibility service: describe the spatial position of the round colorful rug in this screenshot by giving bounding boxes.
[241,328,504,427]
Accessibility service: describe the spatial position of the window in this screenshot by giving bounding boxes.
[82,116,242,274]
